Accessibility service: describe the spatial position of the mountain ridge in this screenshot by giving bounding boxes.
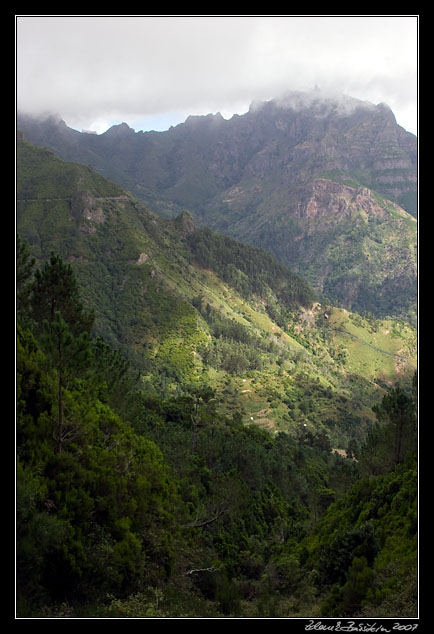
[17,90,417,322]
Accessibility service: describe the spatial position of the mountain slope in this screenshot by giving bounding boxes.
[17,91,417,322]
[16,134,416,450]
[18,92,417,216]
[220,176,417,323]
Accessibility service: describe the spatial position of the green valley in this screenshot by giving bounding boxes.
[16,132,417,618]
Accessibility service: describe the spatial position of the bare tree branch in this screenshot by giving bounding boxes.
[184,566,218,576]
[181,508,226,529]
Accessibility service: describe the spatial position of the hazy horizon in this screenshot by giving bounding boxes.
[16,15,418,136]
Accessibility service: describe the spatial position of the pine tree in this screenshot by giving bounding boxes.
[41,312,92,453]
[31,252,94,336]
[29,251,95,452]
[359,378,417,474]
[372,386,417,467]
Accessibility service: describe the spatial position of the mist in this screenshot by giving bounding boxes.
[16,15,418,135]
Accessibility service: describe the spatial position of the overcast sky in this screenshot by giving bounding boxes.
[16,15,418,135]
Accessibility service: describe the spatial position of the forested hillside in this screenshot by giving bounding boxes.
[17,241,417,618]
[16,133,418,618]
[16,135,416,446]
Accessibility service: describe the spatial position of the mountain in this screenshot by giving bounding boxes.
[17,91,418,323]
[16,134,418,618]
[16,134,416,450]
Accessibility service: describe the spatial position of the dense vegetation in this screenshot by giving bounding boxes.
[187,226,316,311]
[16,241,417,618]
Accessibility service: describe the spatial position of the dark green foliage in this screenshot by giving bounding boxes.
[90,336,140,419]
[17,329,182,613]
[193,300,269,374]
[297,376,417,617]
[358,384,417,475]
[16,235,36,326]
[188,226,316,310]
[16,233,417,615]
[31,251,94,337]
[201,337,264,374]
[310,455,417,617]
[16,250,181,614]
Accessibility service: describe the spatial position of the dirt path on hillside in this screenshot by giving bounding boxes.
[327,328,416,366]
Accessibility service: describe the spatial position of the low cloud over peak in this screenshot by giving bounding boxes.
[16,15,418,135]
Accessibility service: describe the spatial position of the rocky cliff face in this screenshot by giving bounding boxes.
[297,179,387,227]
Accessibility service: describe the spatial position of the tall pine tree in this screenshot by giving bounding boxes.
[31,252,94,337]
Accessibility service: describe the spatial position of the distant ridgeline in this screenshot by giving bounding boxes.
[17,92,417,323]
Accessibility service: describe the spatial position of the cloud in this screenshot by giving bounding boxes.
[16,15,418,134]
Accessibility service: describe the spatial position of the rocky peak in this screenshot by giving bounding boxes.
[184,112,225,127]
[173,210,196,237]
[102,122,135,136]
